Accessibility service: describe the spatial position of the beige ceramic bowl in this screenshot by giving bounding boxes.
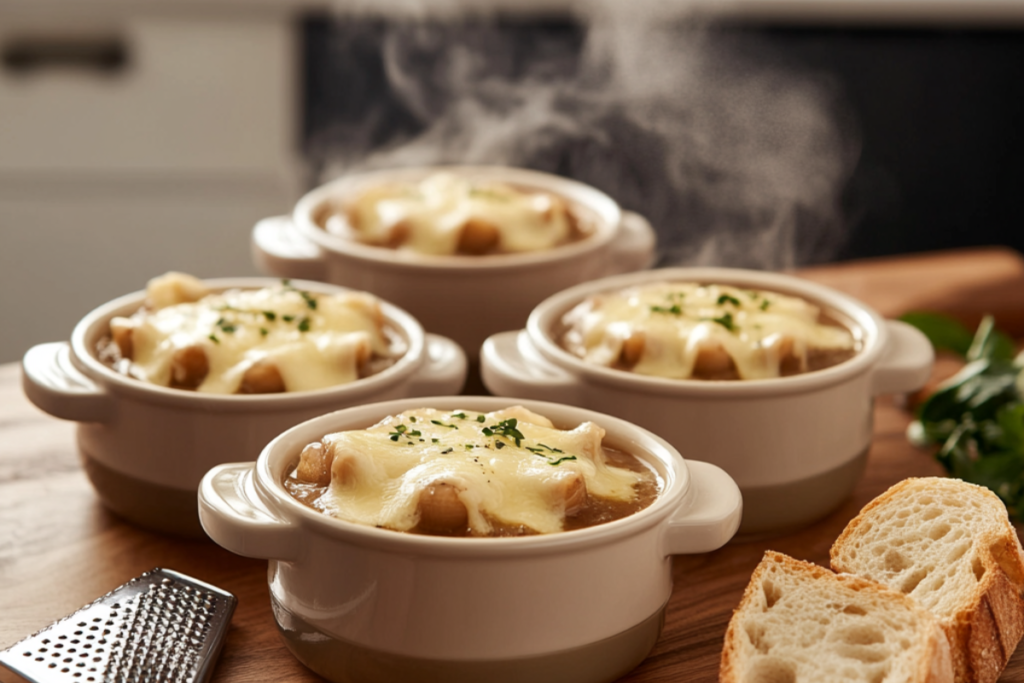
[199,396,741,683]
[251,166,656,359]
[480,267,935,535]
[21,278,467,537]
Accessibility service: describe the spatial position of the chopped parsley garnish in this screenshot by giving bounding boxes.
[481,418,525,447]
[409,416,417,423]
[262,310,277,321]
[760,299,771,311]
[717,294,741,307]
[431,438,439,444]
[214,317,237,334]
[476,414,486,423]
[282,314,295,323]
[710,312,736,332]
[300,290,318,310]
[431,420,458,429]
[650,304,683,315]
[452,412,467,419]
[526,447,577,466]
[297,316,311,332]
[260,327,269,336]
[388,424,408,441]
[208,334,220,344]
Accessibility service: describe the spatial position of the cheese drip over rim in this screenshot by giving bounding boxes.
[560,282,857,380]
[110,273,397,394]
[308,407,648,535]
[334,172,577,255]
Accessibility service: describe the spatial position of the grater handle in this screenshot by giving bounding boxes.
[199,462,300,561]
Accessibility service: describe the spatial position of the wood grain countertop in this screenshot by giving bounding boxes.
[2,247,1023,682]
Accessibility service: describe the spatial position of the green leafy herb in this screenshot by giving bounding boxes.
[431,420,458,429]
[297,316,311,333]
[388,424,408,442]
[650,304,682,315]
[282,314,295,323]
[759,299,770,311]
[260,327,269,336]
[907,314,1024,519]
[709,312,736,332]
[717,294,741,307]
[208,334,220,344]
[452,412,467,419]
[481,418,525,447]
[262,310,276,321]
[476,414,486,423]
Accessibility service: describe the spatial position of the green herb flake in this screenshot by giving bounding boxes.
[476,414,486,423]
[282,314,295,323]
[297,316,311,332]
[710,312,736,332]
[431,420,458,430]
[452,412,467,419]
[262,310,277,321]
[717,294,741,307]
[441,447,454,454]
[208,334,220,344]
[650,304,683,315]
[495,441,505,450]
[260,327,269,336]
[759,299,770,311]
[482,418,525,447]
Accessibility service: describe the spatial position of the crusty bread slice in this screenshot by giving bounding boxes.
[721,551,953,683]
[830,478,1024,683]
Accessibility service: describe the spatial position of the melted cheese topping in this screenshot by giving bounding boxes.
[308,407,648,535]
[333,172,577,255]
[109,273,398,394]
[561,282,857,380]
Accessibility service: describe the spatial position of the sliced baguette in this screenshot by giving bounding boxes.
[830,477,1024,683]
[721,551,953,683]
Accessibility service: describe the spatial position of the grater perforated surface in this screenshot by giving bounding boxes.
[0,568,237,683]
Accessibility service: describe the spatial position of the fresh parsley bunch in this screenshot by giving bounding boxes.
[903,312,1024,519]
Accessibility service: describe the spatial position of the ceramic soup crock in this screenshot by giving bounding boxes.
[198,396,741,683]
[22,278,467,537]
[251,166,656,359]
[480,267,934,535]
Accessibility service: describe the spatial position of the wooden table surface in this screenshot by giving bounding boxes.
[3,247,1024,682]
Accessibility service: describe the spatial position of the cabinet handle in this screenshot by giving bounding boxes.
[3,35,128,75]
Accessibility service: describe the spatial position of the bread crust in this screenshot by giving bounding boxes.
[831,478,1024,683]
[720,551,953,683]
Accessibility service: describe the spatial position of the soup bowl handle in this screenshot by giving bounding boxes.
[252,215,328,282]
[480,331,581,404]
[661,460,742,556]
[407,334,469,396]
[22,342,114,423]
[870,320,935,396]
[199,462,301,562]
[604,210,656,276]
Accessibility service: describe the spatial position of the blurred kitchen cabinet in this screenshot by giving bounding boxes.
[0,9,303,362]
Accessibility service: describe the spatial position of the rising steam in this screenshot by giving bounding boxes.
[314,3,859,269]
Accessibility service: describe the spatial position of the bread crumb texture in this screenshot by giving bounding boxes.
[721,552,951,683]
[831,478,1024,683]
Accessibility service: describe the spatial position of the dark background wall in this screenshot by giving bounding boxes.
[300,15,1024,264]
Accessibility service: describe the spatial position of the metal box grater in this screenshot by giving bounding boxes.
[0,568,237,683]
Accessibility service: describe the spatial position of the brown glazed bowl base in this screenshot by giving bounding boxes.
[80,449,205,538]
[736,447,870,537]
[272,596,666,683]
